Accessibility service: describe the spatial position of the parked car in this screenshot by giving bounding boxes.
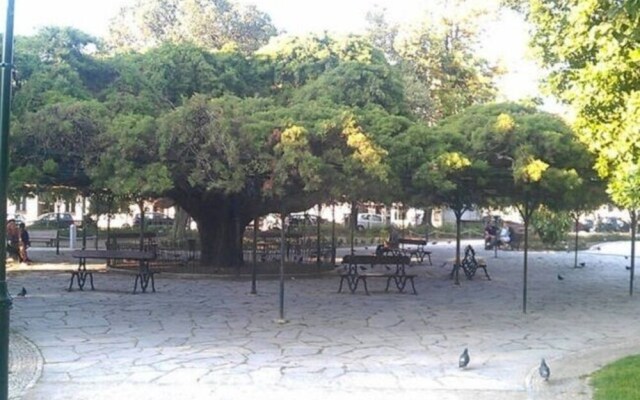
[287,213,320,227]
[595,217,630,233]
[27,212,75,229]
[356,213,385,230]
[7,213,26,225]
[133,212,174,228]
[574,219,594,232]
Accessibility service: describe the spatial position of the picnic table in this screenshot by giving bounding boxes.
[397,238,432,265]
[70,249,157,293]
[338,254,416,295]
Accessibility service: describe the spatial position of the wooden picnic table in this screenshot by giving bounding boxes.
[70,249,157,293]
[338,254,416,295]
[397,238,432,265]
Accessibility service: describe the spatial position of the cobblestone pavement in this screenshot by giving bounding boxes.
[8,332,42,400]
[5,240,640,399]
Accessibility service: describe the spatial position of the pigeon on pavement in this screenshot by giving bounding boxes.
[539,359,550,381]
[17,287,26,297]
[557,274,564,281]
[459,348,470,368]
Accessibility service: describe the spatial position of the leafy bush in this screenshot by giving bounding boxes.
[531,207,571,246]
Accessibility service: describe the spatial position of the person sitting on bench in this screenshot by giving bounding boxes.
[376,226,400,256]
[497,222,514,249]
[484,221,499,250]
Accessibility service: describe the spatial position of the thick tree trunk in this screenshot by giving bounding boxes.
[186,194,253,269]
[196,212,244,268]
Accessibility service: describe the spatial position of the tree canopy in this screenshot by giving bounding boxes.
[6,1,606,271]
[526,0,640,211]
[9,31,407,267]
[106,0,277,54]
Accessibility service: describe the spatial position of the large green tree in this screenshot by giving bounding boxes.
[10,32,408,268]
[407,102,598,310]
[525,0,640,293]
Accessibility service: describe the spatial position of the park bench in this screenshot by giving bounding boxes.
[29,230,59,247]
[70,249,158,293]
[449,245,491,284]
[397,238,432,265]
[338,254,416,295]
[105,231,157,250]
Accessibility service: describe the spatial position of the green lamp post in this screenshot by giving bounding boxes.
[0,1,16,399]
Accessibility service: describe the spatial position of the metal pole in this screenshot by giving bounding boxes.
[0,1,16,399]
[278,210,286,322]
[331,202,336,265]
[630,210,637,297]
[523,203,530,314]
[55,204,60,255]
[316,204,321,266]
[81,195,87,250]
[250,218,257,294]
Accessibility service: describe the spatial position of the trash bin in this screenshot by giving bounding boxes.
[69,224,77,250]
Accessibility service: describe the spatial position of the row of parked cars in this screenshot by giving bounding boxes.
[15,212,174,229]
[576,217,633,233]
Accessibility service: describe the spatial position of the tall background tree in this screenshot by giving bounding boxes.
[106,0,277,54]
[365,0,500,125]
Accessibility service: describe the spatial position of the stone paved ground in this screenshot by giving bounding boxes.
[5,240,640,399]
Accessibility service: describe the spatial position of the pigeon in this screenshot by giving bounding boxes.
[557,274,564,281]
[625,256,629,260]
[459,348,470,368]
[431,241,437,245]
[17,287,26,297]
[626,266,631,271]
[578,262,586,268]
[539,358,550,381]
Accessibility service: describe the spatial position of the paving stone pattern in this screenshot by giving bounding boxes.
[6,240,640,399]
[8,332,42,400]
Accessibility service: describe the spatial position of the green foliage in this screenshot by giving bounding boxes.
[530,206,571,246]
[591,355,640,400]
[527,0,640,211]
[365,2,499,124]
[106,0,277,54]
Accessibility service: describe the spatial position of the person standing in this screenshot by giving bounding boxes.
[6,219,20,261]
[18,222,31,263]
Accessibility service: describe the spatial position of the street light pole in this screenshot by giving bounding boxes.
[0,1,16,399]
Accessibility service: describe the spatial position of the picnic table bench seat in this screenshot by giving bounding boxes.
[397,238,432,265]
[338,254,416,295]
[70,250,157,293]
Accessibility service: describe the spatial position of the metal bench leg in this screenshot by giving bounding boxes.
[385,276,394,292]
[338,275,347,293]
[481,266,491,280]
[358,276,369,295]
[68,272,77,292]
[133,275,140,294]
[407,277,417,295]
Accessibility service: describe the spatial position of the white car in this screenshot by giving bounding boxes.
[356,213,385,230]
